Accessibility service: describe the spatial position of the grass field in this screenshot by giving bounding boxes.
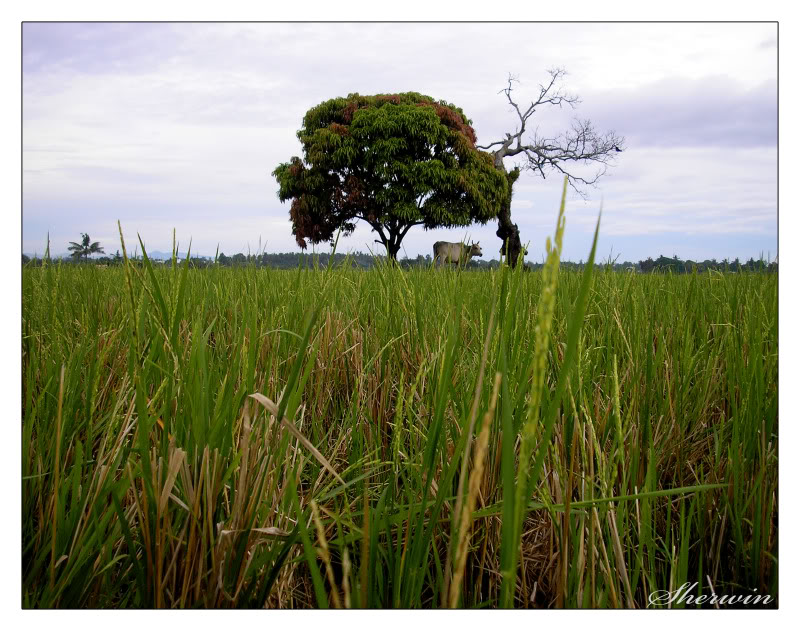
[21,202,778,608]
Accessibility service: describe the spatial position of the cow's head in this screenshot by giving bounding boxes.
[469,242,483,257]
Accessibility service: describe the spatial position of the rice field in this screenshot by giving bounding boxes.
[21,203,778,608]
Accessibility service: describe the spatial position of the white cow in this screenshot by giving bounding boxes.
[433,241,483,266]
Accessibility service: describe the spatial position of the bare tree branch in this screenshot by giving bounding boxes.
[479,69,622,194]
[478,69,624,265]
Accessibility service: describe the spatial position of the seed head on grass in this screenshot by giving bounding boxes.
[501,176,569,605]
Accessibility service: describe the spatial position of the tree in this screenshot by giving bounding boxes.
[67,233,105,261]
[273,92,509,260]
[477,69,625,266]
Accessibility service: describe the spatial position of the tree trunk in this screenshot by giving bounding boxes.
[374,232,402,261]
[378,233,401,260]
[495,165,523,267]
[496,196,523,267]
[374,220,411,262]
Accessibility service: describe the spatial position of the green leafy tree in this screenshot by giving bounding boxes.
[273,92,509,260]
[67,233,105,261]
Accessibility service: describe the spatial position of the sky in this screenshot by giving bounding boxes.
[22,22,778,263]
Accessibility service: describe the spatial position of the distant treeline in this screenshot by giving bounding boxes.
[22,251,777,273]
[635,254,777,273]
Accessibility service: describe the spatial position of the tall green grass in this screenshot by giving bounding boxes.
[22,186,777,608]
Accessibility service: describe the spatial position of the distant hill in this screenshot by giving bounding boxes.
[142,250,192,260]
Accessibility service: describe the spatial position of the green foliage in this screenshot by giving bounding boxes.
[67,233,105,260]
[22,209,777,608]
[638,254,776,273]
[273,93,509,257]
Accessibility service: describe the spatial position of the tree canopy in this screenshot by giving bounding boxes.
[67,233,105,260]
[273,92,509,259]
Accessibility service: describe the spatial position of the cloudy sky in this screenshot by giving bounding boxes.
[22,22,778,263]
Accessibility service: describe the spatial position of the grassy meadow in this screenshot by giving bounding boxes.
[22,208,778,608]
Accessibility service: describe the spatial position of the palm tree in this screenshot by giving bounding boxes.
[67,233,105,261]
